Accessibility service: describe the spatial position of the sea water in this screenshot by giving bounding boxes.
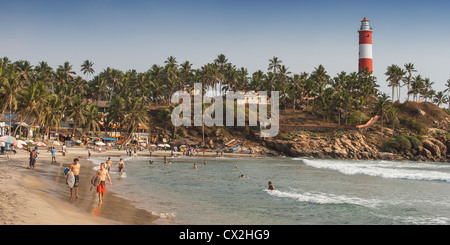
[89,156,450,225]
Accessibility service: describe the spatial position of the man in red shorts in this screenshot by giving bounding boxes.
[94,163,112,205]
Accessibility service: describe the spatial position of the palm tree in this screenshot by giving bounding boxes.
[310,65,330,97]
[66,94,89,137]
[122,97,150,142]
[0,71,22,135]
[84,104,101,134]
[73,77,88,96]
[14,60,34,87]
[149,77,168,106]
[433,91,447,107]
[291,73,304,111]
[249,70,266,91]
[37,95,62,137]
[385,64,405,102]
[421,77,434,102]
[390,105,399,134]
[403,63,416,101]
[179,60,194,90]
[103,67,124,100]
[268,56,282,74]
[375,92,392,133]
[409,75,424,101]
[15,80,50,137]
[445,79,450,109]
[81,60,94,81]
[56,61,76,86]
[94,78,108,102]
[164,56,178,68]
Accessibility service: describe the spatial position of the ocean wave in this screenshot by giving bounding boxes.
[301,159,450,183]
[265,189,381,208]
[374,213,450,225]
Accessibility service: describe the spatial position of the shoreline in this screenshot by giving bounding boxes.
[2,144,446,225]
[0,148,178,225]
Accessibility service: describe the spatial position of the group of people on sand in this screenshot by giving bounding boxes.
[65,157,125,205]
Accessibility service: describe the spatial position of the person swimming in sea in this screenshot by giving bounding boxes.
[268,181,275,190]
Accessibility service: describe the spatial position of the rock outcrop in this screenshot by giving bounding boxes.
[266,131,449,162]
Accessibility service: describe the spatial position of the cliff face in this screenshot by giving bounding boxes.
[266,131,449,162]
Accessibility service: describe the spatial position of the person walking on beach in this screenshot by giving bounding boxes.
[66,158,81,198]
[115,158,125,176]
[29,147,39,170]
[62,144,67,157]
[51,147,56,163]
[94,163,112,205]
[106,157,112,172]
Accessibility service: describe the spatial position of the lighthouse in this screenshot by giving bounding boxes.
[358,17,373,73]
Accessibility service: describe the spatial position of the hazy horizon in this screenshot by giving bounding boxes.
[1,0,449,101]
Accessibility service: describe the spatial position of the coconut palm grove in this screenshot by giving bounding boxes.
[0,54,449,148]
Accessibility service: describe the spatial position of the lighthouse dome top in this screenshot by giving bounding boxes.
[359,17,372,31]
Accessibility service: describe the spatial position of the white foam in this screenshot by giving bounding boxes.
[265,189,382,208]
[375,213,450,225]
[302,159,450,183]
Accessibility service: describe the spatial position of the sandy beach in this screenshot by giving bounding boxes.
[0,147,160,225]
[0,146,254,225]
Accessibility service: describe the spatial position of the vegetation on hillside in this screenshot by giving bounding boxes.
[0,55,448,144]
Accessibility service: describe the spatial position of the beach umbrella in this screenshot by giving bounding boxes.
[16,140,27,145]
[0,135,17,144]
[15,140,27,148]
[95,141,106,146]
[32,142,46,147]
[26,139,34,143]
[75,140,82,144]
[51,140,61,146]
[157,144,165,148]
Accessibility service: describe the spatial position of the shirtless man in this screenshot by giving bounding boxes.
[268,181,275,190]
[115,158,125,176]
[106,157,112,172]
[94,163,112,205]
[66,158,81,198]
[29,147,39,170]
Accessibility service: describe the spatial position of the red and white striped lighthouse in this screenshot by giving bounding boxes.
[358,17,373,73]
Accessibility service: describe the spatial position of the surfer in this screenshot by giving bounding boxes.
[268,181,275,190]
[66,158,81,198]
[94,162,112,205]
[115,158,125,176]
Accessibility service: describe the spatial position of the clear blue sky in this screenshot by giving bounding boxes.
[1,0,449,99]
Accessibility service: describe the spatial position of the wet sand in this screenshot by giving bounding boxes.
[0,148,163,225]
[0,146,256,225]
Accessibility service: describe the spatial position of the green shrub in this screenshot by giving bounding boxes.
[382,135,412,153]
[347,110,371,125]
[399,117,428,135]
[405,135,422,150]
